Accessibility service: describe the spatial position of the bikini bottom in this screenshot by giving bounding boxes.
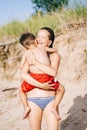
[28,96,55,110]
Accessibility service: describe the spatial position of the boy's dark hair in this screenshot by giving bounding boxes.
[19,32,35,48]
[40,27,55,48]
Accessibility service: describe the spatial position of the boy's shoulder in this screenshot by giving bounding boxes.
[22,50,30,56]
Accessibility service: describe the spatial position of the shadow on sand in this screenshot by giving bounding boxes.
[60,94,87,130]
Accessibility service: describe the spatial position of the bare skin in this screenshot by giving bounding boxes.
[21,29,65,130]
[19,87,31,119]
[21,52,62,120]
[20,46,56,119]
[26,52,62,121]
[25,57,63,129]
[23,106,31,119]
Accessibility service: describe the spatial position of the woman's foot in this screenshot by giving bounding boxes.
[23,106,31,119]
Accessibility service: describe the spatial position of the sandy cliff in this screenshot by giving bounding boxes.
[0,22,87,130]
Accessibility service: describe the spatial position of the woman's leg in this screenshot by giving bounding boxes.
[28,101,43,130]
[43,100,60,130]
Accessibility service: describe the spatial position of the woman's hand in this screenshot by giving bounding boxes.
[40,81,56,90]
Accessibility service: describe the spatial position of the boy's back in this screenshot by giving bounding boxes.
[25,46,51,73]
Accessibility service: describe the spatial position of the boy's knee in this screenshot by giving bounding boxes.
[59,84,65,93]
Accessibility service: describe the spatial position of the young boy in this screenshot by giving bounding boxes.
[19,32,64,120]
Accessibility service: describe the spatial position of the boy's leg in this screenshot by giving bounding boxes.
[50,106,61,121]
[51,84,65,120]
[19,87,31,119]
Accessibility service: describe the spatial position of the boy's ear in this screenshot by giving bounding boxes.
[35,39,38,44]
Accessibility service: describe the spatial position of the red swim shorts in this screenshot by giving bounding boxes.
[21,73,60,92]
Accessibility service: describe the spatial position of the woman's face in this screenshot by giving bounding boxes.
[36,29,51,47]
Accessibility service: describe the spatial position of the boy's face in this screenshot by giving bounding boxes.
[36,30,51,47]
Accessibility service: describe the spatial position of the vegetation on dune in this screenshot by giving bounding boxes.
[0,6,87,39]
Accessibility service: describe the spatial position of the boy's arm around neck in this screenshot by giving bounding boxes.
[45,47,58,53]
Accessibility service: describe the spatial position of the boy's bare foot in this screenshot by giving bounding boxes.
[23,106,31,119]
[50,107,61,121]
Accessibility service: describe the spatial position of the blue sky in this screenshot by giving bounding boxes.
[0,0,35,26]
[0,0,87,26]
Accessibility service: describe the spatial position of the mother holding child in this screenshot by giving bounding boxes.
[19,27,65,130]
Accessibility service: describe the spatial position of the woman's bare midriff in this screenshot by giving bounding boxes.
[27,88,56,98]
[27,54,56,98]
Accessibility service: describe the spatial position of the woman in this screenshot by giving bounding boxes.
[21,27,65,130]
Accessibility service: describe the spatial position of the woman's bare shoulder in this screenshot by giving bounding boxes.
[50,52,60,59]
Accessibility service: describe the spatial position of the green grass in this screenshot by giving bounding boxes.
[0,21,25,38]
[0,6,87,39]
[24,13,59,36]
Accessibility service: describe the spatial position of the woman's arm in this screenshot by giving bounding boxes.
[21,61,55,89]
[28,51,58,77]
[31,51,60,77]
[34,60,56,76]
[50,52,60,72]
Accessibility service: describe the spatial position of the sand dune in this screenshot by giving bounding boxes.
[0,26,87,130]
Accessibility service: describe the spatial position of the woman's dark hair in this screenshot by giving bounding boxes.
[40,27,55,48]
